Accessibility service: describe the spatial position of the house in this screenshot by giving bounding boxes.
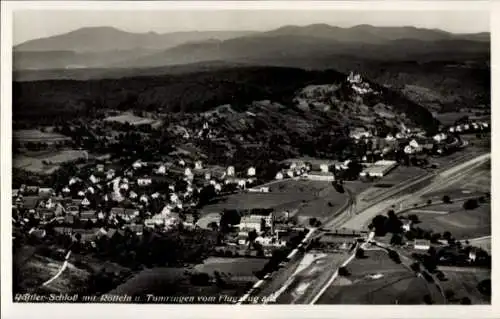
[80,210,97,222]
[137,177,152,186]
[237,233,248,245]
[350,127,372,140]
[110,207,139,221]
[226,166,235,177]
[39,188,54,197]
[132,160,143,169]
[28,227,46,239]
[238,216,265,233]
[81,198,91,206]
[433,133,447,143]
[248,187,270,193]
[157,165,167,175]
[306,171,335,182]
[402,221,411,232]
[319,164,330,173]
[194,161,203,170]
[126,224,144,236]
[275,172,284,180]
[96,164,105,172]
[414,239,431,251]
[469,248,477,262]
[89,175,100,184]
[247,167,256,177]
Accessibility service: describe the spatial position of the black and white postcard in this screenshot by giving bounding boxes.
[1,1,497,319]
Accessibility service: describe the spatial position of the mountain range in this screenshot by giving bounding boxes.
[13,24,489,71]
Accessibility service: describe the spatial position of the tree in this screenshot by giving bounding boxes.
[443,231,452,241]
[477,279,491,297]
[309,217,318,227]
[213,271,225,288]
[463,199,479,210]
[388,249,401,263]
[371,214,388,236]
[444,289,455,300]
[190,272,210,286]
[207,222,218,232]
[248,229,258,244]
[410,262,421,272]
[442,195,451,204]
[390,233,403,246]
[260,218,266,232]
[338,266,350,276]
[355,248,365,259]
[427,199,432,205]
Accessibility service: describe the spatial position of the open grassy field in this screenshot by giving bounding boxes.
[202,180,348,221]
[194,257,267,282]
[408,202,490,239]
[14,254,64,294]
[422,160,490,200]
[13,129,71,142]
[104,113,156,126]
[316,250,442,304]
[440,269,490,304]
[358,166,427,203]
[434,112,473,126]
[109,258,262,302]
[13,150,88,174]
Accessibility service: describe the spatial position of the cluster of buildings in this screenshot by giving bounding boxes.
[12,152,268,248]
[346,71,374,95]
[447,121,489,134]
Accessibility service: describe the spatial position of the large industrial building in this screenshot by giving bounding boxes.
[359,160,398,178]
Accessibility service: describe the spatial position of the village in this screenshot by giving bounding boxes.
[11,71,491,302]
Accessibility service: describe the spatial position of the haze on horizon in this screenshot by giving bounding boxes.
[14,9,489,45]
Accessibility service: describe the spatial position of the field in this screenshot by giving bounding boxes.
[358,166,427,203]
[13,129,71,142]
[13,150,88,174]
[194,257,267,282]
[104,113,156,126]
[109,257,267,302]
[407,202,490,240]
[434,112,473,125]
[202,180,349,221]
[440,269,491,304]
[14,253,65,294]
[316,250,443,304]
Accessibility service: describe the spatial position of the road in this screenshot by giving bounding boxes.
[41,250,72,287]
[254,152,489,305]
[342,153,490,230]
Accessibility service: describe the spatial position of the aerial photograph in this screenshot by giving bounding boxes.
[11,7,491,305]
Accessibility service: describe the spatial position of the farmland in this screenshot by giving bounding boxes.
[440,269,490,304]
[13,129,71,143]
[316,250,443,304]
[13,150,89,174]
[408,202,490,240]
[104,113,157,126]
[201,180,349,222]
[358,166,427,203]
[109,257,267,302]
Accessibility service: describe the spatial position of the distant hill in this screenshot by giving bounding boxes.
[14,27,256,52]
[13,24,489,71]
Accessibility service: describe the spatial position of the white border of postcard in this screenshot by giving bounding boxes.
[1,1,498,319]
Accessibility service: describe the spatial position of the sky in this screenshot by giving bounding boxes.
[13,8,490,45]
